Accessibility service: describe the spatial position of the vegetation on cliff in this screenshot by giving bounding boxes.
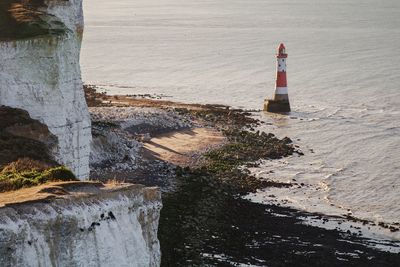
[0,158,76,192]
[0,106,77,192]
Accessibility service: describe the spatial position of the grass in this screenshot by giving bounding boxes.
[0,158,77,192]
[0,106,77,192]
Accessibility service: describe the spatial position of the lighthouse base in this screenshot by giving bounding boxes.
[264,99,291,113]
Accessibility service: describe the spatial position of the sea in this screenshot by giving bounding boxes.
[81,0,400,242]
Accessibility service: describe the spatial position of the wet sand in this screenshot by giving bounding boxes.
[143,127,226,167]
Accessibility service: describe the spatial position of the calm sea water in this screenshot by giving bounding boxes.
[81,0,400,239]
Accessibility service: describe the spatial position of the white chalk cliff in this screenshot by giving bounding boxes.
[0,0,91,179]
[0,183,162,267]
[0,2,163,267]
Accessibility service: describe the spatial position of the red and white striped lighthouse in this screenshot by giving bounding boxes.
[264,43,291,112]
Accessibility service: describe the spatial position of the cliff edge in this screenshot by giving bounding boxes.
[0,0,91,179]
[0,182,162,267]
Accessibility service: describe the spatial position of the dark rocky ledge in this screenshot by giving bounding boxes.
[0,106,58,168]
[0,0,67,41]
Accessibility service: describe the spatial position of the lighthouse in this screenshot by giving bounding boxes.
[264,43,291,113]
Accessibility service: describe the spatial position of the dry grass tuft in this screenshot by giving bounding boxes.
[1,158,54,173]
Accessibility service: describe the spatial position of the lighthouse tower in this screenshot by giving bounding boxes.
[264,43,291,113]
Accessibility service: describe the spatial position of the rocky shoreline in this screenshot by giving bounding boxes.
[85,85,400,266]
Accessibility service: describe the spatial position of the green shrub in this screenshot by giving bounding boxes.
[0,165,77,192]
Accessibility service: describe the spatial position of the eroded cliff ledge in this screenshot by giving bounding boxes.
[0,106,58,167]
[0,0,66,41]
[0,0,91,179]
[0,182,162,267]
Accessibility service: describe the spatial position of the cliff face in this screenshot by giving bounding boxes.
[0,3,163,266]
[0,0,91,179]
[0,106,58,171]
[0,183,162,267]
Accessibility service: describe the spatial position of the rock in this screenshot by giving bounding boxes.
[282,137,293,144]
[0,185,162,267]
[0,0,91,179]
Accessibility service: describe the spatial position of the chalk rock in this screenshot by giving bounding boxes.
[0,0,91,179]
[0,183,162,267]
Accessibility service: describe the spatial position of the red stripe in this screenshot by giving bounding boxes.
[276,71,287,87]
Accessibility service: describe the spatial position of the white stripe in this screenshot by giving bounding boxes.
[275,87,288,94]
[277,58,286,72]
